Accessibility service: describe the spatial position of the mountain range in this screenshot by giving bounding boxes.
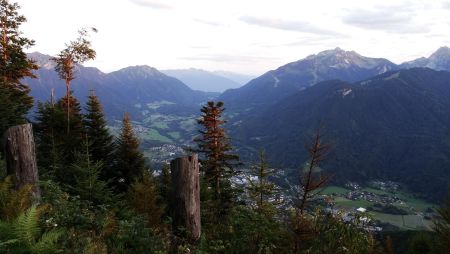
[24,47,450,200]
[232,68,450,201]
[162,68,254,92]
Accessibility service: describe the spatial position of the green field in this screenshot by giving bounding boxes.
[370,212,432,230]
[168,131,181,140]
[150,121,169,129]
[147,129,173,143]
[322,186,350,195]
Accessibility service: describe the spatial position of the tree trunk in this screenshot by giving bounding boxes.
[3,123,40,198]
[170,154,201,243]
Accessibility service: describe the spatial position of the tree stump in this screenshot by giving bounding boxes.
[3,123,40,198]
[170,154,201,242]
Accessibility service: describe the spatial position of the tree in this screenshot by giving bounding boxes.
[83,91,114,180]
[127,170,163,229]
[434,188,450,253]
[34,95,84,183]
[194,101,239,199]
[290,128,332,252]
[70,139,112,206]
[52,28,96,133]
[246,150,278,217]
[0,0,37,137]
[114,113,147,192]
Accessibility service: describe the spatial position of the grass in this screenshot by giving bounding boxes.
[334,197,372,209]
[150,121,169,129]
[147,129,173,143]
[168,131,181,140]
[322,186,350,195]
[369,212,432,230]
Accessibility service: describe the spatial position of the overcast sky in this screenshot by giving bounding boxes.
[15,0,450,75]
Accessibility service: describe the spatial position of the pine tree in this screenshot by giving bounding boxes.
[158,164,172,217]
[247,150,278,217]
[127,170,163,229]
[0,0,37,137]
[70,138,112,206]
[194,101,239,199]
[434,188,450,252]
[83,91,114,180]
[35,94,84,183]
[52,28,96,133]
[114,113,147,192]
[34,101,65,180]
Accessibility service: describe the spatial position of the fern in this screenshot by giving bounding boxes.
[30,229,63,254]
[13,205,40,245]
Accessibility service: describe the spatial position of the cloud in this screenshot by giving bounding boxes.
[443,1,450,9]
[239,16,345,36]
[179,54,279,64]
[343,7,430,34]
[129,0,173,10]
[194,19,224,27]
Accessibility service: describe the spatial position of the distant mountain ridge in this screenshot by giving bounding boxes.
[233,68,450,201]
[219,47,397,111]
[400,46,450,71]
[162,68,245,92]
[25,52,213,122]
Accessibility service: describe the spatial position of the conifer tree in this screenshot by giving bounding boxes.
[127,170,163,228]
[35,94,84,183]
[0,0,37,136]
[83,91,114,180]
[247,150,278,216]
[158,164,172,216]
[114,113,147,192]
[71,138,112,205]
[34,101,65,180]
[52,28,96,133]
[194,101,239,199]
[434,188,450,252]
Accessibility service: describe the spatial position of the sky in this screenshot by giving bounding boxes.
[14,0,450,76]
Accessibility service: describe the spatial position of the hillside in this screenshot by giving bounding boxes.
[233,68,450,201]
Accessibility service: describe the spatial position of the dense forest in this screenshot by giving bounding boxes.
[1,0,450,253]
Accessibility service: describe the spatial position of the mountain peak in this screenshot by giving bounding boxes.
[430,46,450,58]
[27,52,54,70]
[117,65,163,78]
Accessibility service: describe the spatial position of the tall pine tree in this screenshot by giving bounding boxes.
[0,0,37,137]
[52,28,96,133]
[83,91,114,181]
[195,101,239,198]
[114,113,147,192]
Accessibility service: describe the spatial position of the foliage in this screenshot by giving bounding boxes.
[434,188,450,253]
[51,27,96,133]
[127,170,163,229]
[195,101,240,198]
[84,92,114,180]
[0,205,62,254]
[0,0,37,137]
[0,176,33,221]
[304,211,383,254]
[114,113,148,192]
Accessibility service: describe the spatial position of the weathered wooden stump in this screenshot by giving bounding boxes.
[170,154,201,242]
[3,123,40,198]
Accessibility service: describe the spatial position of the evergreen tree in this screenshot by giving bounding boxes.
[0,0,37,137]
[114,113,147,192]
[34,94,84,183]
[158,164,172,217]
[194,101,239,198]
[127,170,163,229]
[52,28,96,133]
[70,139,112,206]
[83,91,114,180]
[434,188,450,253]
[34,101,65,180]
[247,150,278,217]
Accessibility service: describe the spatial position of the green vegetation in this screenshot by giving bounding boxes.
[322,186,350,195]
[168,131,181,140]
[147,129,173,143]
